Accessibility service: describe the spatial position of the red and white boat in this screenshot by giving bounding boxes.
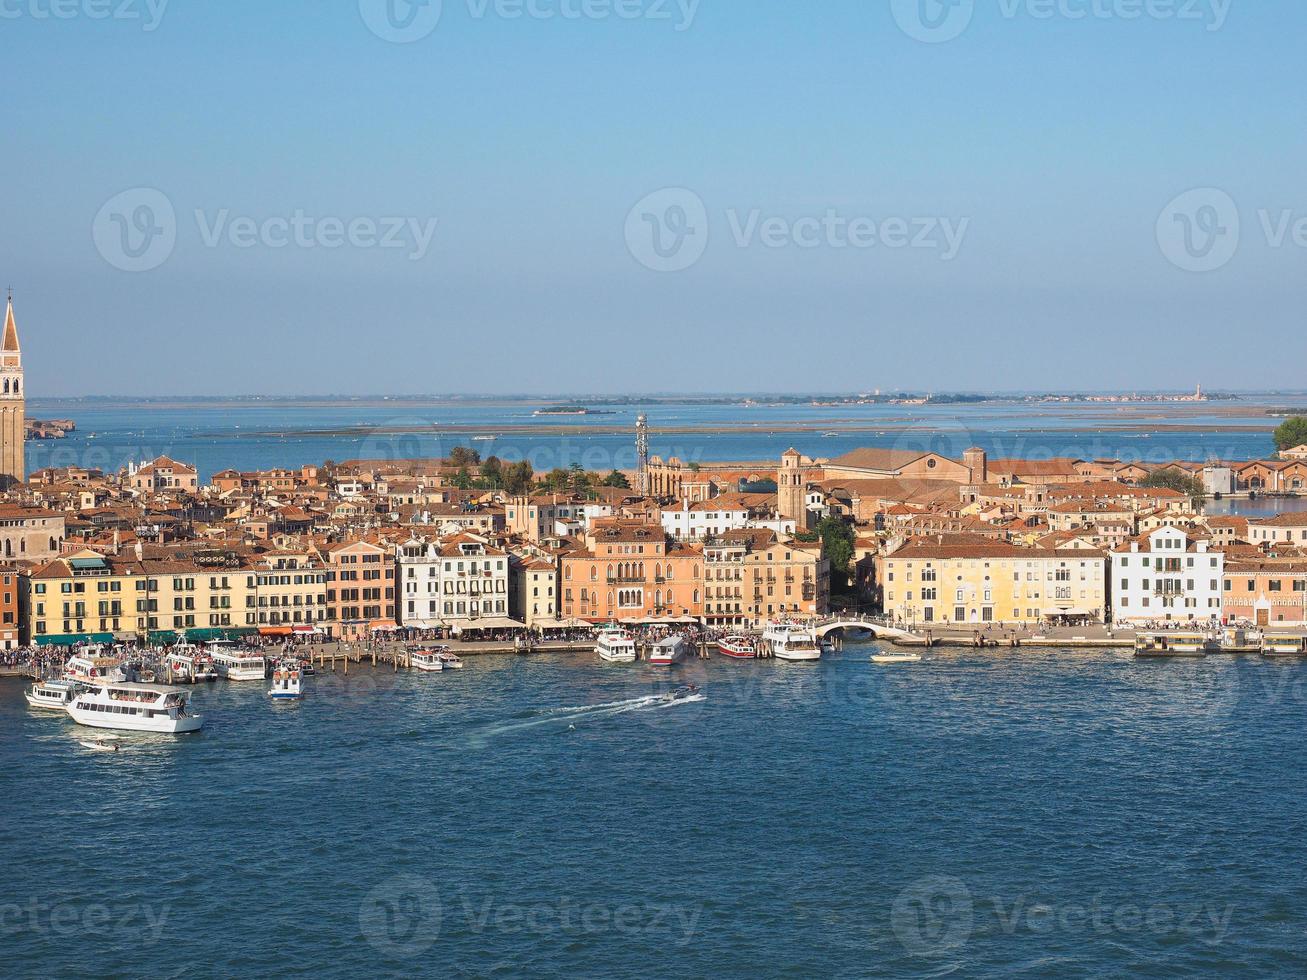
[717,635,758,659]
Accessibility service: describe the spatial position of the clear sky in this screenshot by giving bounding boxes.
[3,0,1304,396]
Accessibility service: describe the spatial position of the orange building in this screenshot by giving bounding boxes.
[325,538,397,637]
[560,522,704,623]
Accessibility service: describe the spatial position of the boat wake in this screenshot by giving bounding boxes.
[472,693,706,741]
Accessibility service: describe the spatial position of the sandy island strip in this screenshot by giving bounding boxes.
[227,419,1278,440]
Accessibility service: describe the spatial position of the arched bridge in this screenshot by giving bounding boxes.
[811,615,917,642]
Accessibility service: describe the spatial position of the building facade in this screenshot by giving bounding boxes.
[878,541,1108,626]
[1110,527,1224,625]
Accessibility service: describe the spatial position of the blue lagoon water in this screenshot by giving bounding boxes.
[24,396,1307,482]
[4,644,1307,977]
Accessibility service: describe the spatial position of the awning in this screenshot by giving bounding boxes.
[1045,608,1091,617]
[453,617,526,631]
[260,627,294,636]
[369,620,401,633]
[292,625,325,635]
[539,618,593,630]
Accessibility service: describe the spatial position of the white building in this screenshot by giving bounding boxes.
[398,537,443,629]
[397,533,510,628]
[660,496,795,542]
[1110,526,1224,625]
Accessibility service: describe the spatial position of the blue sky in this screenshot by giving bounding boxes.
[2,0,1304,396]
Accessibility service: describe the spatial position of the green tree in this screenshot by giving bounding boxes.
[544,468,570,492]
[504,460,535,495]
[1273,417,1307,453]
[451,466,473,490]
[601,470,630,489]
[1140,468,1204,503]
[815,516,855,593]
[479,456,503,488]
[449,446,481,468]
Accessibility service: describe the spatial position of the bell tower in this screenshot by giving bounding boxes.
[0,291,25,486]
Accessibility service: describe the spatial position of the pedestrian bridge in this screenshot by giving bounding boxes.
[811,615,917,641]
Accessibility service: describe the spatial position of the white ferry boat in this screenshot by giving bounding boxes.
[410,649,445,672]
[760,623,822,662]
[206,641,267,681]
[64,651,132,685]
[596,626,637,663]
[648,634,692,666]
[437,651,464,670]
[25,679,83,710]
[166,644,217,683]
[1262,634,1307,657]
[67,683,203,734]
[1134,631,1216,658]
[268,662,304,700]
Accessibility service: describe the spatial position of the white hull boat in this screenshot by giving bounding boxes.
[411,651,445,672]
[26,679,82,710]
[596,627,638,663]
[269,663,304,700]
[871,652,922,664]
[68,683,203,734]
[648,634,692,666]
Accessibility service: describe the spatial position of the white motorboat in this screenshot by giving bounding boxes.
[26,679,83,710]
[596,626,637,663]
[871,652,922,664]
[410,649,445,672]
[206,641,267,681]
[648,634,692,666]
[760,623,822,662]
[64,651,132,685]
[268,662,304,700]
[437,651,464,670]
[67,683,203,734]
[79,735,121,753]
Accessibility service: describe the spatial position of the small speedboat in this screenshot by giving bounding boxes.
[298,659,316,676]
[871,652,922,664]
[437,651,464,670]
[662,684,700,703]
[79,736,121,753]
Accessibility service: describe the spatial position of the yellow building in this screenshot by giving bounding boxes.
[244,552,330,630]
[878,540,1108,627]
[28,550,148,643]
